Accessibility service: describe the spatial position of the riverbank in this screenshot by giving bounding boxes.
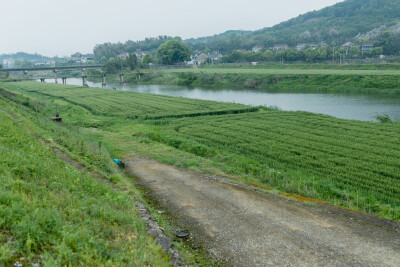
[118,69,400,94]
[1,80,399,222]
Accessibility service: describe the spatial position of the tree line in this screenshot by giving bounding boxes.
[221,46,384,64]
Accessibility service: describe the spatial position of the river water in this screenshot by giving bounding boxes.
[44,78,400,122]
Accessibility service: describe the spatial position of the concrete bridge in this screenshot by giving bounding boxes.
[36,72,145,86]
[0,65,103,73]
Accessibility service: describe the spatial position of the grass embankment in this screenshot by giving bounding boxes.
[0,83,212,265]
[117,65,400,94]
[1,81,399,224]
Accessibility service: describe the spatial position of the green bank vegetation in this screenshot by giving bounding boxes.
[117,66,400,94]
[1,81,399,223]
[0,83,212,265]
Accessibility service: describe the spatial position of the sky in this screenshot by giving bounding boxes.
[0,0,344,57]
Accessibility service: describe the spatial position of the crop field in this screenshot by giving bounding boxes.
[1,80,400,219]
[1,81,257,119]
[159,110,400,217]
[163,67,400,76]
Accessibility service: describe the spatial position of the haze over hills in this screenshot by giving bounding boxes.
[2,0,400,63]
[91,0,400,60]
[185,0,400,54]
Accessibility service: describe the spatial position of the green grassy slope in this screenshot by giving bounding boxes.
[0,100,170,265]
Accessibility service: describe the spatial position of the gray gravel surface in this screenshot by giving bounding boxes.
[126,159,400,267]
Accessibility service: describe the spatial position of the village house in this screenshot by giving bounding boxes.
[2,59,14,68]
[341,42,355,54]
[187,54,199,65]
[197,53,208,65]
[134,50,150,60]
[117,52,129,59]
[273,44,288,51]
[296,43,316,50]
[362,42,374,53]
[71,52,83,63]
[207,52,223,62]
[81,54,95,64]
[252,46,263,53]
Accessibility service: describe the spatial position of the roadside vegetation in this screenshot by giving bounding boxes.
[1,80,399,223]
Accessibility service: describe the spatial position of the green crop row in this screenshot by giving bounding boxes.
[1,81,257,119]
[157,111,400,217]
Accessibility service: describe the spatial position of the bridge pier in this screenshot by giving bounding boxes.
[82,76,88,86]
[102,74,106,86]
[40,78,45,83]
[119,74,124,84]
[62,77,67,85]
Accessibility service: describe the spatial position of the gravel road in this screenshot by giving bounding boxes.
[126,159,400,266]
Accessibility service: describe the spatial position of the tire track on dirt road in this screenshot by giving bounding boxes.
[127,159,400,266]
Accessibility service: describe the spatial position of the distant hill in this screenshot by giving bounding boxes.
[0,52,55,62]
[184,0,400,55]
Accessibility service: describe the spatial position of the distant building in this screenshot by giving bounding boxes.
[134,50,150,61]
[362,42,374,53]
[187,54,199,66]
[208,52,222,61]
[273,44,288,51]
[197,53,208,65]
[296,43,316,50]
[2,59,14,68]
[252,46,263,53]
[341,42,355,54]
[234,49,247,53]
[117,52,129,59]
[81,54,95,64]
[71,52,83,62]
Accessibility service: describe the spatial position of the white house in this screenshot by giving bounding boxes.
[252,46,263,53]
[134,50,150,60]
[362,42,374,53]
[273,44,288,51]
[117,52,129,59]
[296,43,316,50]
[2,59,14,68]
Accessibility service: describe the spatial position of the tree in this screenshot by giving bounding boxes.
[126,53,138,70]
[349,46,360,58]
[142,54,153,64]
[263,50,274,61]
[156,40,190,65]
[370,47,383,57]
[100,56,108,64]
[304,47,317,62]
[102,58,120,74]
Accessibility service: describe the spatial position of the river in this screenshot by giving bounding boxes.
[43,78,400,122]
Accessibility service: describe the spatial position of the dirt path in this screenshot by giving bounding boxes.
[126,159,400,266]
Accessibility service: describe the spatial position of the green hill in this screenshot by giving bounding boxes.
[185,0,400,55]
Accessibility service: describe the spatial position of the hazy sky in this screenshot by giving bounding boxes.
[0,0,344,57]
